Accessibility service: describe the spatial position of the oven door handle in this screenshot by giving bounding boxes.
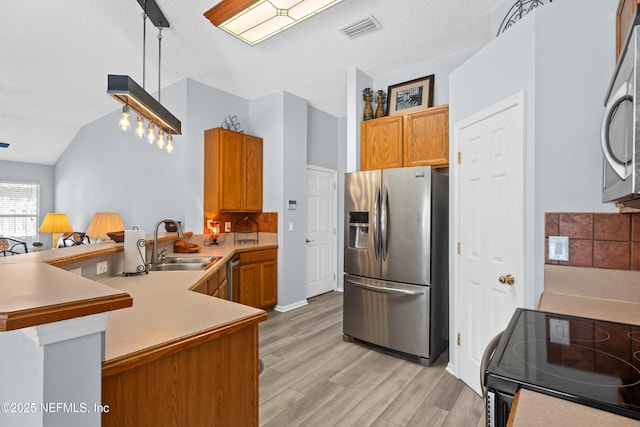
[346,279,424,296]
[601,80,633,180]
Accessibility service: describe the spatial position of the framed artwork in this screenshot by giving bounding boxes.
[387,74,434,116]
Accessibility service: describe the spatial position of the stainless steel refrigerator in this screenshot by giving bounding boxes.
[343,166,448,366]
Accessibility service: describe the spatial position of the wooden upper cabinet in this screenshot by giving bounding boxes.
[404,104,449,168]
[360,105,449,170]
[244,134,263,212]
[617,0,640,59]
[204,128,263,212]
[360,115,403,170]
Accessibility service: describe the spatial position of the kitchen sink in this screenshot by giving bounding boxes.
[165,256,222,264]
[148,263,210,271]
[148,256,222,271]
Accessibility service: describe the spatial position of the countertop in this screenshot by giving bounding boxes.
[0,249,132,331]
[509,389,640,426]
[101,233,276,364]
[0,232,277,367]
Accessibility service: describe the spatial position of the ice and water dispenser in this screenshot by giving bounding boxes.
[348,212,369,249]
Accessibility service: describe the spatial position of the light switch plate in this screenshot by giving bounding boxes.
[548,236,569,261]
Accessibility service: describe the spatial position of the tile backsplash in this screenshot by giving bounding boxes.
[204,212,278,233]
[545,212,640,270]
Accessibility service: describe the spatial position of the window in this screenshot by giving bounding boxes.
[0,182,39,244]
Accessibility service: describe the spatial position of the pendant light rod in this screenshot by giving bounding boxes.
[157,26,162,102]
[136,0,170,28]
[142,10,147,89]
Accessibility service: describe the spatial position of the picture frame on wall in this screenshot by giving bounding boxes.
[386,74,434,116]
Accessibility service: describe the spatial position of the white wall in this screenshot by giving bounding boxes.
[250,92,310,308]
[307,106,338,170]
[346,68,372,172]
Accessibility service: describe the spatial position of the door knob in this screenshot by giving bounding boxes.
[306,239,313,243]
[498,274,515,285]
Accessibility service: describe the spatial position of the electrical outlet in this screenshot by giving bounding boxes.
[96,261,108,276]
[225,222,231,232]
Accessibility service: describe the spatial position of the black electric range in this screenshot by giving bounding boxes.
[485,308,640,427]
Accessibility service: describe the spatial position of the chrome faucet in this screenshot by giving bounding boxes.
[151,218,183,265]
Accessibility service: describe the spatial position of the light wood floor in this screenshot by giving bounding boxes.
[258,291,485,427]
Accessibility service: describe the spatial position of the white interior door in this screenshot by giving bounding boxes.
[306,166,337,298]
[455,92,525,395]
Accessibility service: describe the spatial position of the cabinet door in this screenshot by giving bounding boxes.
[259,260,277,309]
[238,263,260,307]
[404,105,449,167]
[244,135,263,211]
[218,130,245,210]
[215,279,228,300]
[360,116,403,170]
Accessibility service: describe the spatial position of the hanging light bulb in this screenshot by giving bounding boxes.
[166,134,173,153]
[157,130,165,150]
[147,122,155,144]
[135,115,145,138]
[119,104,130,131]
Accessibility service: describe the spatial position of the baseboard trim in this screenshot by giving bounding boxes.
[274,299,309,313]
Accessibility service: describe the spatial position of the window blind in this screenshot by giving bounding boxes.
[0,182,39,240]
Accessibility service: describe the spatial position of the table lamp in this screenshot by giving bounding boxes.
[86,212,125,241]
[39,213,73,249]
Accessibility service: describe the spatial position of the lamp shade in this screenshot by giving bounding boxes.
[86,212,125,241]
[39,213,73,234]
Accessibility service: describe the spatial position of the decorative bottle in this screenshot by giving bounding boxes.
[362,88,374,121]
[375,90,386,118]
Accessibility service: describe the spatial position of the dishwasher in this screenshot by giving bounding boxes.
[227,255,240,302]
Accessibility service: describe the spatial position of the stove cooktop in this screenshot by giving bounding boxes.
[485,309,640,420]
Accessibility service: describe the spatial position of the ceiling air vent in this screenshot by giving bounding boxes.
[340,15,381,39]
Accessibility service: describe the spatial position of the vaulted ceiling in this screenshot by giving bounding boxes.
[0,0,503,165]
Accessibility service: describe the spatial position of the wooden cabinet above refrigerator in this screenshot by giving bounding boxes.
[204,127,263,212]
[360,104,449,171]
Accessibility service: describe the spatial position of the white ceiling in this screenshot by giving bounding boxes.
[0,0,504,165]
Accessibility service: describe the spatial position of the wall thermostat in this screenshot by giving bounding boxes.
[288,200,297,210]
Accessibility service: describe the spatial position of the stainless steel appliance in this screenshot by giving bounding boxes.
[602,19,640,207]
[228,254,240,301]
[343,166,448,366]
[485,309,640,427]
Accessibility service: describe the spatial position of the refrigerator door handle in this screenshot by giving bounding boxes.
[373,186,380,260]
[346,278,425,296]
[381,185,389,260]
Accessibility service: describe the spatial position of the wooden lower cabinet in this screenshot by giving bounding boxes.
[237,249,277,310]
[102,317,263,427]
[192,262,228,300]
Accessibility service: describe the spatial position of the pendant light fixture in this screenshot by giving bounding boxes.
[204,0,344,46]
[107,0,181,153]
